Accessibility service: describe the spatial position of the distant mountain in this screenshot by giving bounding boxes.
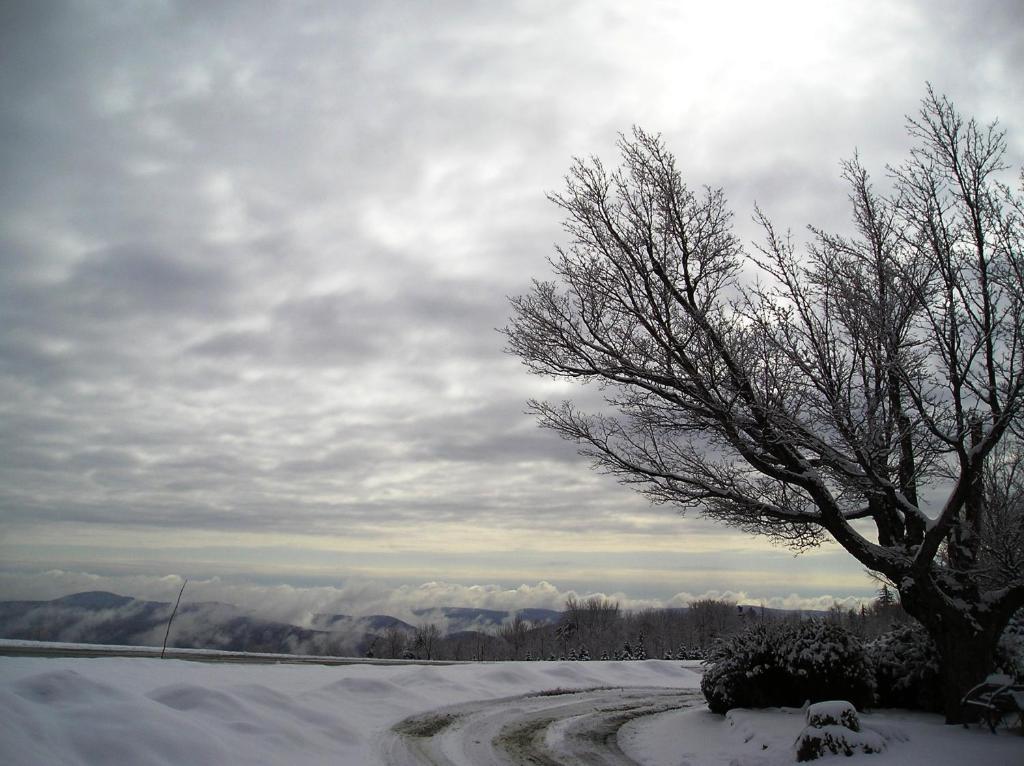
[0,591,830,658]
[411,606,561,633]
[52,591,136,610]
[0,591,170,646]
[0,592,559,656]
[310,612,416,634]
[362,614,418,631]
[517,608,563,624]
[0,591,349,655]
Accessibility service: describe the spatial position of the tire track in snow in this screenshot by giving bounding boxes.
[380,687,703,765]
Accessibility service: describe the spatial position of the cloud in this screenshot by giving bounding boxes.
[0,1,1021,603]
[662,590,870,614]
[0,570,873,630]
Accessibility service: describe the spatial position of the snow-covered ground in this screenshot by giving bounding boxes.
[620,704,1022,766]
[1,648,1020,765]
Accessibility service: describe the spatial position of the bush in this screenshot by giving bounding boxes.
[866,624,941,711]
[780,621,875,710]
[701,620,874,714]
[806,700,860,732]
[795,700,885,761]
[795,725,885,761]
[701,623,789,713]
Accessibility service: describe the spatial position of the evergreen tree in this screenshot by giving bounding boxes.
[635,633,648,660]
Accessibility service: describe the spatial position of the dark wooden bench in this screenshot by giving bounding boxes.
[960,674,1024,732]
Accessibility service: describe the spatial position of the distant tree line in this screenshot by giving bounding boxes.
[365,591,913,662]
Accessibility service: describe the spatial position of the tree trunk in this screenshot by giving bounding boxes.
[901,582,1003,723]
[933,624,997,723]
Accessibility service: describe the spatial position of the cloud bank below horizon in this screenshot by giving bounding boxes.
[0,569,878,629]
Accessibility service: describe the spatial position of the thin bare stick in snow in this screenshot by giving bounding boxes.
[161,579,188,659]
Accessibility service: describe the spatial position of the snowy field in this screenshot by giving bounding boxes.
[1,648,1021,765]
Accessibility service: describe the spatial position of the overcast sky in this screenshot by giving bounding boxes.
[2,1,1023,618]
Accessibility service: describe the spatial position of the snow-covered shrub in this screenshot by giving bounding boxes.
[701,623,792,713]
[634,634,648,660]
[866,624,941,711]
[795,700,883,761]
[701,620,874,714]
[779,620,874,710]
[806,700,860,732]
[675,644,704,661]
[795,725,885,761]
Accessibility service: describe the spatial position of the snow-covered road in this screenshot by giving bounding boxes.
[380,687,703,766]
[1,651,704,765]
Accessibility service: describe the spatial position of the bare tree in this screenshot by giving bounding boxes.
[382,624,408,659]
[498,612,531,660]
[506,88,1024,722]
[687,598,738,650]
[977,437,1024,589]
[413,623,440,661]
[565,596,620,643]
[565,595,623,658]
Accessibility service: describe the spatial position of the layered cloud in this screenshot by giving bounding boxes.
[1,2,1022,603]
[0,570,872,629]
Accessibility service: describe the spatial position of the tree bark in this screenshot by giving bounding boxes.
[900,581,1002,723]
[933,626,998,724]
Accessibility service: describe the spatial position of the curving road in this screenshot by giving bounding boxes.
[379,686,702,766]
